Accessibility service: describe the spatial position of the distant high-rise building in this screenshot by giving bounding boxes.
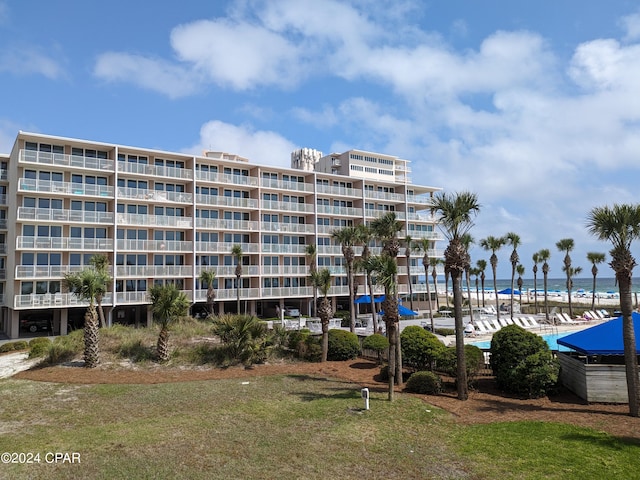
[291,148,323,171]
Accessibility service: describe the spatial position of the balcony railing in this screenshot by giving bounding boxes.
[261,286,313,298]
[16,265,109,278]
[260,178,313,192]
[195,194,257,209]
[19,178,114,198]
[14,292,114,309]
[261,200,314,213]
[260,222,314,234]
[116,239,192,252]
[117,161,193,180]
[18,207,114,224]
[195,241,260,253]
[115,265,193,277]
[406,195,433,205]
[260,244,306,254]
[195,218,259,231]
[19,149,115,171]
[195,170,258,186]
[17,236,113,251]
[316,184,362,198]
[316,205,363,217]
[118,187,192,204]
[261,266,309,276]
[117,213,193,228]
[364,190,405,202]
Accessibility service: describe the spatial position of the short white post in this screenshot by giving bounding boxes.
[361,387,370,410]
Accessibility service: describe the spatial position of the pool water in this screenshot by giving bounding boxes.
[471,332,573,351]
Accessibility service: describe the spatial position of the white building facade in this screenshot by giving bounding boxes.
[0,132,442,339]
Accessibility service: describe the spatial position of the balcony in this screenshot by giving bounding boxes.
[195,218,259,231]
[19,178,114,198]
[195,194,257,209]
[260,222,314,234]
[195,241,259,253]
[17,236,113,251]
[117,213,193,228]
[261,200,314,213]
[261,265,309,276]
[261,286,313,298]
[115,265,193,277]
[212,288,261,300]
[315,184,362,198]
[406,194,433,206]
[205,265,260,276]
[195,170,257,186]
[116,239,192,252]
[260,178,314,193]
[14,292,114,309]
[316,205,363,217]
[18,207,114,224]
[19,149,115,171]
[260,244,306,254]
[117,161,193,180]
[16,264,108,279]
[364,190,405,202]
[118,187,192,204]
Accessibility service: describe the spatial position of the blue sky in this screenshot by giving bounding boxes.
[2,0,640,279]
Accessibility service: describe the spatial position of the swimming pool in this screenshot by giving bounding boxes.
[471,332,573,351]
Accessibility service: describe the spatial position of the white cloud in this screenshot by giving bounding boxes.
[185,120,297,168]
[93,52,200,99]
[0,46,65,79]
[620,11,640,41]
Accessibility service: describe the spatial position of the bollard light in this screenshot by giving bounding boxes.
[361,387,370,410]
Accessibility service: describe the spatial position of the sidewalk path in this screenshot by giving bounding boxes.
[0,352,40,379]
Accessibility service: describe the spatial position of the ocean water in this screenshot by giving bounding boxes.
[419,277,637,295]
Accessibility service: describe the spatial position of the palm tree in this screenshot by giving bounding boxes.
[538,249,551,323]
[368,254,399,401]
[89,254,110,328]
[516,264,525,307]
[404,235,415,312]
[371,212,403,384]
[480,235,505,320]
[355,224,378,332]
[532,252,541,314]
[199,269,217,316]
[587,204,640,417]
[63,265,111,368]
[149,283,190,362]
[505,232,521,319]
[231,244,243,314]
[461,233,474,324]
[311,268,332,362]
[416,237,435,332]
[305,243,318,316]
[586,252,606,311]
[476,259,487,307]
[563,265,583,317]
[430,257,442,310]
[431,191,480,401]
[556,238,576,318]
[470,267,481,309]
[331,226,359,332]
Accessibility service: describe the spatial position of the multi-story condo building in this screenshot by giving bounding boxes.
[0,132,442,339]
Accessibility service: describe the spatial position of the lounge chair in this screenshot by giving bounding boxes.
[498,318,509,328]
[475,321,490,334]
[526,316,541,328]
[557,313,578,324]
[484,320,500,332]
[504,317,514,325]
[513,317,529,328]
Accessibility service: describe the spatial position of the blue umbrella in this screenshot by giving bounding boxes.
[354,295,385,304]
[380,304,418,317]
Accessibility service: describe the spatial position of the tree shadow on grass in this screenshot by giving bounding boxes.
[561,431,640,448]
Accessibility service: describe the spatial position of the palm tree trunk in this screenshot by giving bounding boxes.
[480,273,486,307]
[83,306,100,368]
[510,266,516,319]
[451,269,468,400]
[543,272,550,323]
[466,269,474,324]
[567,277,573,318]
[424,265,434,332]
[367,273,378,332]
[533,271,538,314]
[157,326,170,362]
[96,295,107,328]
[591,273,597,312]
[618,274,640,417]
[492,265,500,321]
[348,262,356,333]
[432,269,440,310]
[236,277,241,314]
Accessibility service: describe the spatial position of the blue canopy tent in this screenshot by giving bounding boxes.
[498,288,521,295]
[557,312,640,355]
[380,304,418,317]
[354,295,385,304]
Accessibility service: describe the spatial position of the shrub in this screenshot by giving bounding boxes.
[118,339,155,363]
[405,371,442,394]
[379,364,390,382]
[400,326,446,371]
[212,315,269,366]
[362,333,389,364]
[28,338,52,358]
[490,324,559,398]
[41,329,83,366]
[435,328,455,336]
[0,341,29,353]
[436,345,485,387]
[327,329,360,361]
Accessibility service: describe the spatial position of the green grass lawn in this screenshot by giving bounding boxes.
[1,374,639,480]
